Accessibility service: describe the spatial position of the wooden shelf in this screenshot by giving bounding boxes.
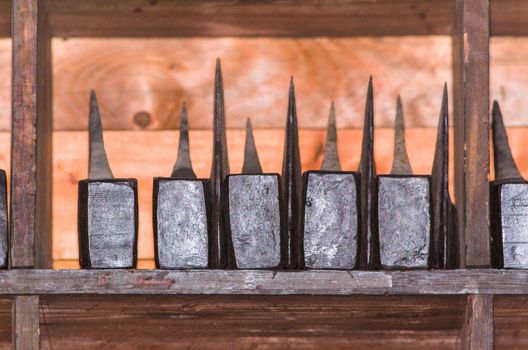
[0,269,524,295]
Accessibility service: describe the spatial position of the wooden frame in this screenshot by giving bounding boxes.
[7,0,526,348]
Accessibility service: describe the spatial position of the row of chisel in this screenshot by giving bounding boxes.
[77,59,524,270]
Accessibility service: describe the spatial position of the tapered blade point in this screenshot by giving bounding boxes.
[242,118,263,174]
[88,90,114,180]
[171,102,197,179]
[492,101,522,180]
[321,101,341,171]
[390,96,412,175]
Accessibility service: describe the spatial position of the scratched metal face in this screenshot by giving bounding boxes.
[500,183,528,268]
[0,171,7,267]
[303,172,358,269]
[87,181,136,268]
[156,180,209,269]
[228,175,281,269]
[378,176,430,269]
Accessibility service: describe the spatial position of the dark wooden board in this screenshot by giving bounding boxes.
[38,294,464,349]
[452,0,491,268]
[495,296,528,349]
[0,270,525,295]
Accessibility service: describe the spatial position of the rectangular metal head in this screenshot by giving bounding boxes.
[153,177,211,269]
[0,170,7,268]
[225,174,281,269]
[78,179,138,269]
[375,175,431,269]
[302,171,360,269]
[490,180,528,269]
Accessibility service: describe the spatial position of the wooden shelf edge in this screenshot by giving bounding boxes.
[0,269,525,295]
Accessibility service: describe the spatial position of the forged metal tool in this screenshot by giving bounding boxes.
[375,96,431,269]
[490,101,528,269]
[280,78,303,269]
[209,59,230,269]
[224,119,281,269]
[0,170,7,268]
[153,103,210,269]
[431,85,459,269]
[78,91,138,269]
[302,102,360,269]
[358,78,378,269]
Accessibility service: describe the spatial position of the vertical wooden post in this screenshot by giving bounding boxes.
[460,295,493,350]
[12,296,40,350]
[452,0,490,268]
[11,0,52,268]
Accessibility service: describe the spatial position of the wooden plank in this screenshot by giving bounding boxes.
[38,295,463,350]
[11,0,52,268]
[46,0,452,38]
[452,0,490,268]
[12,296,39,350]
[0,270,525,295]
[51,37,452,130]
[491,0,528,36]
[460,295,493,350]
[494,296,528,349]
[51,128,450,262]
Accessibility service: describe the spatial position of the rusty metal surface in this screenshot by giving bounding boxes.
[376,176,431,269]
[303,171,359,269]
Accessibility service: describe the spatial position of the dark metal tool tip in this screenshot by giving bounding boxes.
[492,101,522,181]
[390,96,412,175]
[88,89,114,180]
[281,78,303,269]
[320,101,341,171]
[210,58,230,268]
[242,118,263,174]
[171,102,197,179]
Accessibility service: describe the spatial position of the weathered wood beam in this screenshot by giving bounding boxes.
[12,295,39,350]
[0,270,523,295]
[11,0,52,268]
[460,295,493,350]
[452,0,491,268]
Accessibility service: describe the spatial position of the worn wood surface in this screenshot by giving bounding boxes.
[12,296,39,350]
[38,295,463,349]
[460,295,493,350]
[495,296,528,349]
[452,0,490,268]
[46,0,452,38]
[11,0,52,268]
[0,270,524,295]
[51,37,452,130]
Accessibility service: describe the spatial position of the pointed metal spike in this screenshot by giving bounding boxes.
[210,58,230,268]
[431,84,451,269]
[171,102,197,179]
[492,101,523,181]
[281,78,303,269]
[242,118,263,174]
[390,96,413,175]
[88,90,114,180]
[358,77,378,269]
[320,102,342,171]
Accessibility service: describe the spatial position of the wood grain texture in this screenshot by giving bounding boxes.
[51,37,452,130]
[46,0,453,38]
[460,295,493,350]
[495,296,528,349]
[11,0,52,268]
[13,296,39,350]
[452,0,491,268]
[51,128,450,263]
[38,295,463,350]
[0,269,526,295]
